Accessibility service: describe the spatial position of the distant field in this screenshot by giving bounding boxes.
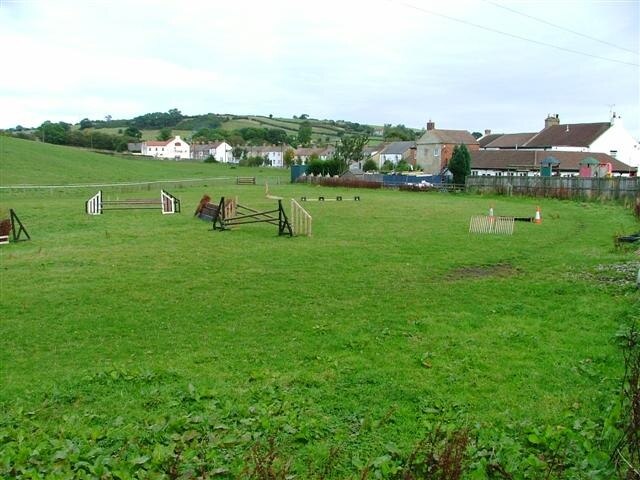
[1,137,638,478]
[0,137,288,186]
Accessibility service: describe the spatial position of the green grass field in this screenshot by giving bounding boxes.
[1,138,639,478]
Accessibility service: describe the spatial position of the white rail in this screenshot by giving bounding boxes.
[291,199,312,237]
[469,215,514,235]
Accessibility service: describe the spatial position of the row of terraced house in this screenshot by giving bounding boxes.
[130,112,639,177]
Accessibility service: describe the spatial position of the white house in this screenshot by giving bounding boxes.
[246,145,285,167]
[141,136,191,160]
[480,114,640,169]
[193,141,234,163]
[378,141,416,168]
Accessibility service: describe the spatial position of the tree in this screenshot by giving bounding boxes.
[157,128,172,141]
[284,148,296,168]
[104,114,112,123]
[79,118,93,130]
[396,159,412,172]
[448,144,471,184]
[124,126,142,139]
[471,131,483,140]
[298,121,312,146]
[38,121,67,145]
[332,134,369,173]
[265,128,288,145]
[383,124,416,141]
[232,146,247,162]
[363,158,377,172]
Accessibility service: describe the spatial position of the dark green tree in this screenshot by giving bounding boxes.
[448,144,471,184]
[362,158,377,172]
[298,121,312,145]
[79,118,93,130]
[124,126,142,139]
[38,121,67,145]
[265,128,288,145]
[383,124,416,141]
[471,131,483,140]
[157,127,172,141]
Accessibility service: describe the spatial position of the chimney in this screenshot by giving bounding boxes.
[545,114,560,128]
[484,129,491,136]
[426,120,435,131]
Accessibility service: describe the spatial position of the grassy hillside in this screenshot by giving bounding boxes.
[0,136,288,185]
[1,145,638,476]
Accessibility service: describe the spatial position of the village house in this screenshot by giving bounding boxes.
[378,141,416,168]
[415,121,479,174]
[294,147,334,164]
[470,150,636,177]
[192,141,234,163]
[141,136,190,160]
[479,114,640,169]
[246,145,286,167]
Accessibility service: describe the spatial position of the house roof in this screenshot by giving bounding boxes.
[294,147,326,157]
[249,145,289,154]
[470,150,636,173]
[144,139,172,147]
[478,134,502,148]
[524,122,610,148]
[380,141,416,155]
[481,132,538,149]
[419,129,479,145]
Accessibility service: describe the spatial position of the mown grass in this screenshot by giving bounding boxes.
[1,167,639,477]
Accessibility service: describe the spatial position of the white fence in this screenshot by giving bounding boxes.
[291,199,312,236]
[469,216,514,235]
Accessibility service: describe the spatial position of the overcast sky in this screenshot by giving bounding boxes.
[1,0,638,137]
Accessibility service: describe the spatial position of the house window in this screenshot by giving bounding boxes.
[610,150,617,158]
[175,142,181,146]
[434,148,440,157]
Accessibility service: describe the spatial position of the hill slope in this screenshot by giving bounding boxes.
[0,136,286,185]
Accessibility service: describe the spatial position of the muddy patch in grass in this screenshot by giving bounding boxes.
[446,263,519,281]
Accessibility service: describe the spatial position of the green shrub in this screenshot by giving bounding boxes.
[363,158,377,172]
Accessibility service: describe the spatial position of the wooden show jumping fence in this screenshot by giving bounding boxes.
[194,196,236,222]
[212,197,293,237]
[236,176,256,185]
[290,199,312,237]
[0,209,30,245]
[86,190,180,215]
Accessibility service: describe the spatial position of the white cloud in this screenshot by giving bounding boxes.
[1,0,638,136]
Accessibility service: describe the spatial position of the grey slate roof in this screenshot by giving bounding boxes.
[524,123,611,148]
[481,132,538,149]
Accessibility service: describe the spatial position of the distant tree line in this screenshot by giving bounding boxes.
[31,121,136,151]
[5,110,425,159]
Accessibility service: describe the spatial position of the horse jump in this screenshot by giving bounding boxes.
[86,190,180,215]
[0,209,30,245]
[211,196,292,237]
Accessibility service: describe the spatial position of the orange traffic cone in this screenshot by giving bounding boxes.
[534,206,542,224]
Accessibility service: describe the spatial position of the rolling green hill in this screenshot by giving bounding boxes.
[0,136,287,185]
